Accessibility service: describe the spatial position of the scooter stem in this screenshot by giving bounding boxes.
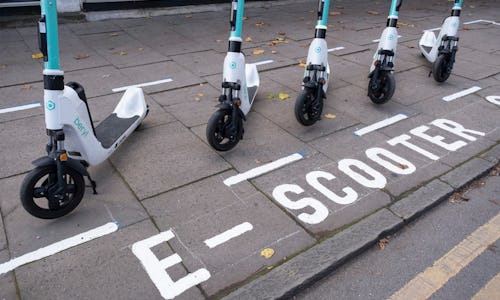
[40,0,60,70]
[230,0,245,39]
[316,0,330,28]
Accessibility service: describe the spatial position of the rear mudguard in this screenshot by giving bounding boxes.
[32,156,90,177]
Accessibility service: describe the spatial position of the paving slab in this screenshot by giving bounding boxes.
[191,112,315,173]
[110,121,230,200]
[14,219,205,300]
[480,143,500,164]
[170,50,226,77]
[67,20,122,35]
[80,31,169,69]
[0,115,46,179]
[119,60,204,93]
[143,170,315,297]
[0,41,41,87]
[0,82,44,123]
[0,215,5,251]
[223,208,403,299]
[4,159,148,257]
[390,179,454,221]
[440,157,496,189]
[0,250,17,300]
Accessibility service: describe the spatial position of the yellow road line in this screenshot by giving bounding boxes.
[472,273,500,300]
[389,212,500,300]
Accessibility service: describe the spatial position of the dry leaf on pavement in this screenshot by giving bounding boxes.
[260,248,275,259]
[252,49,265,55]
[278,92,290,100]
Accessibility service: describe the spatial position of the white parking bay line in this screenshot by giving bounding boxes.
[328,46,345,52]
[0,222,118,275]
[112,78,173,93]
[463,19,500,26]
[354,114,408,137]
[0,102,41,114]
[442,86,482,102]
[251,59,274,66]
[223,152,305,187]
[204,222,253,249]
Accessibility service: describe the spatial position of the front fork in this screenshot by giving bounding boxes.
[303,65,326,109]
[370,50,394,90]
[439,35,459,69]
[220,82,245,138]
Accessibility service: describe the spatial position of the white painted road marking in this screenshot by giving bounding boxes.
[112,78,173,93]
[485,95,500,106]
[0,222,118,275]
[0,102,41,114]
[354,114,408,136]
[463,19,500,26]
[328,46,345,52]
[251,59,274,66]
[204,222,253,249]
[442,86,482,102]
[223,152,305,187]
[372,35,402,43]
[132,230,210,300]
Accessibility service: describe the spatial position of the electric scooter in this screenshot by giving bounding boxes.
[206,0,260,151]
[419,0,462,82]
[295,0,331,126]
[20,0,148,219]
[367,0,402,104]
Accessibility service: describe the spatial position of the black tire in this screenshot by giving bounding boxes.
[20,165,85,219]
[206,109,243,151]
[368,71,396,104]
[295,89,323,126]
[432,54,452,83]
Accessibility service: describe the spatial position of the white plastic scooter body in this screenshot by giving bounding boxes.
[44,72,147,166]
[222,46,260,116]
[419,15,460,63]
[305,37,331,93]
[370,26,399,72]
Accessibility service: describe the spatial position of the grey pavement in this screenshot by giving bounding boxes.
[1,0,499,299]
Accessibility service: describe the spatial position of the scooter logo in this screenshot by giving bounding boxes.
[230,61,237,69]
[315,46,322,53]
[73,117,90,137]
[388,34,394,41]
[46,100,56,111]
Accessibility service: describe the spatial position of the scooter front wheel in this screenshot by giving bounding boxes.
[20,165,85,219]
[368,71,395,104]
[432,54,452,83]
[206,109,243,151]
[295,89,323,126]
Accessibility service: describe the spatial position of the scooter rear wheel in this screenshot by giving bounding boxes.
[432,54,452,83]
[20,165,85,219]
[295,89,323,126]
[206,109,243,151]
[368,71,395,104]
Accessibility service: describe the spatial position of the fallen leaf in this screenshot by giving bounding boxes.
[73,53,90,60]
[398,163,409,170]
[243,16,248,20]
[324,113,336,119]
[278,92,290,100]
[255,21,265,27]
[21,84,33,91]
[463,25,471,30]
[197,92,204,97]
[215,39,222,43]
[119,50,127,56]
[31,53,44,59]
[367,10,380,15]
[138,47,144,51]
[194,97,200,101]
[109,32,119,36]
[185,15,192,18]
[252,49,265,55]
[298,59,307,68]
[260,248,275,259]
[335,5,344,9]
[330,11,342,16]
[469,5,475,8]
[277,32,286,35]
[266,266,274,270]
[271,50,277,54]
[245,37,253,42]
[266,93,276,99]
[199,83,205,87]
[378,238,389,250]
